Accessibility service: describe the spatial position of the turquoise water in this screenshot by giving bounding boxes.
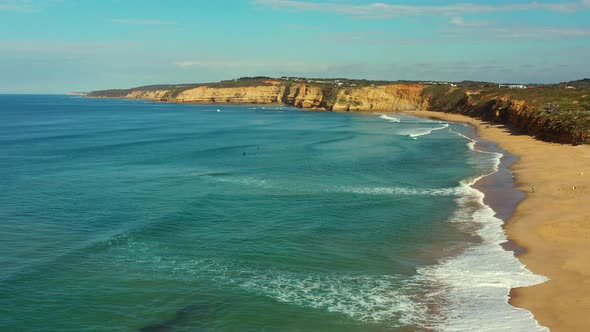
[0,95,546,331]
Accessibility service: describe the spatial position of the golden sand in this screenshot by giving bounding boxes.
[405,110,590,332]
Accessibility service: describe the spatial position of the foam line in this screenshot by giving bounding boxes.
[374,113,401,123]
[408,124,450,138]
[335,186,459,196]
[419,128,550,331]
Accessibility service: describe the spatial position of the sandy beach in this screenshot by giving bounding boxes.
[405,110,590,331]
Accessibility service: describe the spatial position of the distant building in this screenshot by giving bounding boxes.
[499,84,527,89]
[565,86,576,89]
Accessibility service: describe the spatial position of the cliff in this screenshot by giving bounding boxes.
[331,84,425,112]
[89,83,425,112]
[422,85,590,144]
[88,80,590,144]
[173,85,284,104]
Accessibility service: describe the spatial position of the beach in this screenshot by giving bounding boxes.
[405,110,590,332]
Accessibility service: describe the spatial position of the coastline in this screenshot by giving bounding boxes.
[404,110,590,332]
[80,94,589,329]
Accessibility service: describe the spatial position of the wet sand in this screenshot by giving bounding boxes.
[405,110,590,332]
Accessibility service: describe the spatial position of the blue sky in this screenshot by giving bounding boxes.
[0,0,589,93]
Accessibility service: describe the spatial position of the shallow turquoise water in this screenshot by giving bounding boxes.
[0,95,546,331]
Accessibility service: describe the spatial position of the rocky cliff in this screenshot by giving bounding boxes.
[422,85,590,144]
[126,89,170,100]
[88,81,590,144]
[92,83,426,112]
[331,84,426,112]
[174,85,286,104]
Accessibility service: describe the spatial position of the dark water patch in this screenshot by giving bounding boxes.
[139,303,207,332]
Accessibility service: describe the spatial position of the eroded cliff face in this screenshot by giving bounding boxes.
[331,84,425,112]
[174,86,286,104]
[112,84,426,112]
[291,85,324,109]
[172,84,326,109]
[125,90,170,100]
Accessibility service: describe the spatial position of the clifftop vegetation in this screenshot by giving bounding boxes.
[423,81,590,144]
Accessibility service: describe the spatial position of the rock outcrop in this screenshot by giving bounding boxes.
[291,85,324,109]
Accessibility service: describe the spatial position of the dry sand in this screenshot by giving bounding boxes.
[404,110,590,332]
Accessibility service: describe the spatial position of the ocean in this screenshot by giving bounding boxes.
[0,95,547,331]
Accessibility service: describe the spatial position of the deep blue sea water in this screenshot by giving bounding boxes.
[0,95,547,331]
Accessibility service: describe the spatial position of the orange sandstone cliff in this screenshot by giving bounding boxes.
[88,82,589,144]
[101,83,426,112]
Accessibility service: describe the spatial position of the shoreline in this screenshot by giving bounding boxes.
[404,110,590,332]
[82,96,589,329]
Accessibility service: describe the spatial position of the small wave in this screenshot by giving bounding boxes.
[195,174,460,198]
[451,129,503,174]
[203,175,271,188]
[402,124,450,139]
[375,113,401,123]
[335,186,459,196]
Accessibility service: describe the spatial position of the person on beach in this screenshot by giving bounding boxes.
[531,185,535,193]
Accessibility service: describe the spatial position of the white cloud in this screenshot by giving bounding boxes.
[449,17,490,27]
[253,0,590,18]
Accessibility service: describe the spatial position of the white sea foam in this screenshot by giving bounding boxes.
[206,176,271,188]
[414,129,549,331]
[375,113,401,123]
[335,186,459,196]
[200,174,461,198]
[403,123,450,139]
[110,241,427,328]
[238,271,425,326]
